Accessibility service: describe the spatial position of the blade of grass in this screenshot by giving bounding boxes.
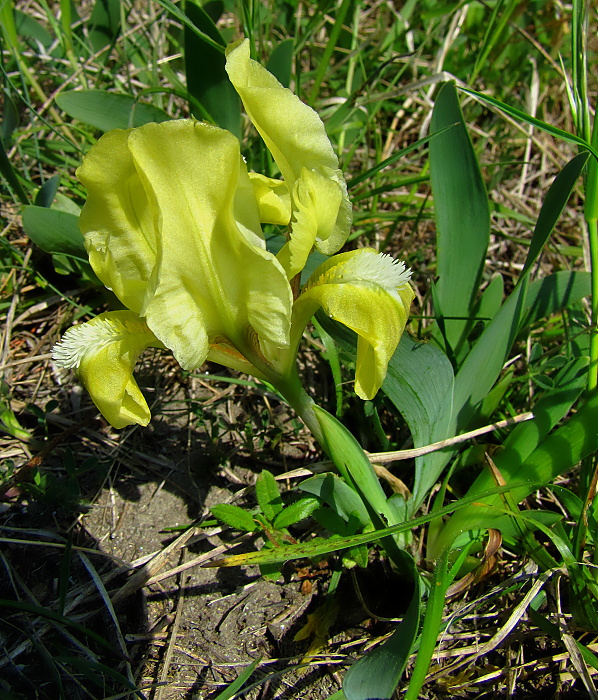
[78,552,135,687]
[0,599,125,657]
[0,131,29,204]
[154,0,225,54]
[403,547,453,700]
[469,0,520,84]
[346,124,454,190]
[212,657,260,700]
[308,0,353,106]
[434,389,598,553]
[459,86,598,161]
[452,151,590,431]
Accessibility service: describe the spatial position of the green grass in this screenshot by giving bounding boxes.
[1,0,598,698]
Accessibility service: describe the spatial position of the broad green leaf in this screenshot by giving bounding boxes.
[383,334,455,450]
[266,38,294,88]
[22,206,95,279]
[344,560,422,700]
[313,406,414,574]
[35,174,60,208]
[14,8,55,51]
[474,273,504,323]
[56,90,171,132]
[87,0,121,54]
[522,153,591,276]
[53,192,82,217]
[521,270,590,328]
[430,81,490,358]
[22,206,86,258]
[314,406,398,528]
[184,2,241,138]
[300,473,371,530]
[202,0,224,23]
[272,497,320,530]
[502,357,588,460]
[255,470,283,522]
[211,504,257,532]
[383,334,455,509]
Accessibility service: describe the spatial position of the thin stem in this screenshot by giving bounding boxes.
[271,370,325,446]
[588,217,598,391]
[585,114,598,390]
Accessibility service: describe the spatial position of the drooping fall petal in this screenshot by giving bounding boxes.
[52,311,160,428]
[292,249,414,399]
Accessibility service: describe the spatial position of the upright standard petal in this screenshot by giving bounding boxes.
[226,39,338,184]
[77,130,157,314]
[52,311,160,428]
[292,249,414,399]
[125,120,293,370]
[248,172,291,225]
[225,40,352,275]
[277,166,349,279]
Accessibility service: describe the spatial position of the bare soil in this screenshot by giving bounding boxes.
[0,367,375,699]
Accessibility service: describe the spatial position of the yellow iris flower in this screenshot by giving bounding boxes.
[52,39,414,430]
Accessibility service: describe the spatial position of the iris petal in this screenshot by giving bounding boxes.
[129,120,292,369]
[248,173,291,225]
[293,249,414,399]
[78,120,293,373]
[225,40,352,273]
[52,311,160,428]
[77,130,156,314]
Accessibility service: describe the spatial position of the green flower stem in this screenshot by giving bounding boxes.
[589,216,598,391]
[586,115,598,391]
[269,370,326,447]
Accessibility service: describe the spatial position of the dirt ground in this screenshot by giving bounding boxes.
[1,366,394,699]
